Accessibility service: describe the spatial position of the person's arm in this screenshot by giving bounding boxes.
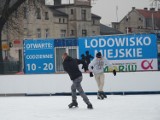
[88,59,95,77]
[76,59,88,71]
[104,58,116,76]
[90,55,94,59]
[63,62,69,72]
[88,59,95,72]
[104,57,112,68]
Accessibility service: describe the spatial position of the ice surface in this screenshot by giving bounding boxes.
[0,95,160,120]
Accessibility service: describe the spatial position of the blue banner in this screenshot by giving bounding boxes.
[78,34,157,60]
[24,39,55,74]
[54,38,77,47]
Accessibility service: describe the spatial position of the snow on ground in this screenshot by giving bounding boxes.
[0,95,160,120]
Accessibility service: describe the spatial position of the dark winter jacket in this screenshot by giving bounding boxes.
[62,56,88,80]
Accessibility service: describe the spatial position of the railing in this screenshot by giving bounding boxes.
[3,61,21,74]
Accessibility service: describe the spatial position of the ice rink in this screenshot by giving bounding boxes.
[0,95,160,120]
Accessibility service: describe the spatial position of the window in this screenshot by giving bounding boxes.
[138,26,143,29]
[63,18,65,23]
[82,29,87,36]
[146,18,152,27]
[37,28,41,38]
[45,12,49,20]
[45,29,49,38]
[55,48,66,72]
[70,30,75,36]
[126,27,132,33]
[71,9,74,15]
[92,31,96,36]
[36,8,41,19]
[59,18,61,23]
[69,49,77,58]
[81,9,86,20]
[23,7,27,19]
[55,47,77,72]
[93,20,96,25]
[61,30,66,37]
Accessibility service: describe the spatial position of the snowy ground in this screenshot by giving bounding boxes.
[0,95,160,120]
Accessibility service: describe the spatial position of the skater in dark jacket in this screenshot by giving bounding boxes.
[62,53,93,109]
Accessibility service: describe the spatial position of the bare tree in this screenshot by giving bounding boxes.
[0,0,45,74]
[151,0,160,9]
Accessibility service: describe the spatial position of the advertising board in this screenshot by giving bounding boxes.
[78,34,158,72]
[24,39,55,74]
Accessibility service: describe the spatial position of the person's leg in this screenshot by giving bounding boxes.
[95,73,104,99]
[74,76,90,104]
[99,73,107,98]
[99,73,105,91]
[71,82,77,101]
[74,76,93,109]
[68,82,78,108]
[95,74,101,91]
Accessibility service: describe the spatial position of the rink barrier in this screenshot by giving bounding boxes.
[25,91,160,96]
[0,71,160,95]
[1,91,160,97]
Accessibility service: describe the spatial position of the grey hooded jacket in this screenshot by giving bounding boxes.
[88,57,112,75]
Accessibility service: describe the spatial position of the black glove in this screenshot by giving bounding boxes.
[82,65,84,69]
[90,72,94,77]
[113,69,116,76]
[91,66,94,69]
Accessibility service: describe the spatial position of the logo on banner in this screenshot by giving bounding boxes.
[141,60,153,70]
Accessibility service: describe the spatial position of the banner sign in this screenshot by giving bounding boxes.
[78,34,158,71]
[54,38,77,47]
[23,39,55,74]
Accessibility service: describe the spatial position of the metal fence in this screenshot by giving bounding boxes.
[3,61,21,74]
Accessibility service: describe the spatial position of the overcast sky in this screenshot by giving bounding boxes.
[46,0,157,26]
[91,0,155,26]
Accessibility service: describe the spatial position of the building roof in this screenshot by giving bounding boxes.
[48,5,101,19]
[100,24,122,35]
[137,9,160,19]
[53,9,68,17]
[48,7,68,17]
[91,13,101,19]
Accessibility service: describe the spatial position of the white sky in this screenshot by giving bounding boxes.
[46,0,158,26]
[91,0,155,26]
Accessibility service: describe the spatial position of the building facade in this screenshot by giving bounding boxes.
[1,0,101,62]
[112,7,160,34]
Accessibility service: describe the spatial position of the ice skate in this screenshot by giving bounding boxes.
[97,92,104,100]
[87,103,93,109]
[101,91,107,98]
[68,100,78,108]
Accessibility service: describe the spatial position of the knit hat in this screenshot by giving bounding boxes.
[96,52,102,58]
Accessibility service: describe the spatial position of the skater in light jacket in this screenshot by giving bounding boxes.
[88,52,116,99]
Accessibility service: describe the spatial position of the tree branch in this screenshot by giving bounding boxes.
[8,0,26,18]
[0,0,11,26]
[0,0,26,29]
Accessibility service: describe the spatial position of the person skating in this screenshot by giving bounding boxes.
[85,51,94,66]
[88,52,116,100]
[62,53,93,109]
